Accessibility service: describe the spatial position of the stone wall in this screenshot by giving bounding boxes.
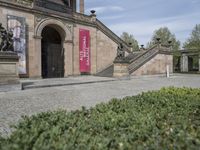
[132,54,173,76]
[113,63,129,77]
[73,25,118,75]
[96,30,118,73]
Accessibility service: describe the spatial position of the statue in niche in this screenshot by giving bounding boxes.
[116,43,125,59]
[0,23,14,52]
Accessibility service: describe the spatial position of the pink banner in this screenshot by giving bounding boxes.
[79,29,90,72]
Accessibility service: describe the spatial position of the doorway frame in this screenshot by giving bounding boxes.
[33,18,73,78]
[41,26,64,78]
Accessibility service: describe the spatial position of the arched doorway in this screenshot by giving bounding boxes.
[41,26,64,78]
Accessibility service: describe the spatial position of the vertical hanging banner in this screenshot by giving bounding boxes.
[7,15,26,75]
[79,29,90,72]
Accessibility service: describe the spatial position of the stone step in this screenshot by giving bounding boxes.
[21,76,116,90]
[96,64,114,77]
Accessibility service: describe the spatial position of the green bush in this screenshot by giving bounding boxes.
[1,87,200,150]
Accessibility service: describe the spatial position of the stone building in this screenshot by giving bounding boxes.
[174,49,200,73]
[0,0,131,78]
[0,0,173,79]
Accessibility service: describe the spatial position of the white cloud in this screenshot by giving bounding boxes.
[108,12,200,45]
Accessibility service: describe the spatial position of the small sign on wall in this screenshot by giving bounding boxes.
[79,29,90,73]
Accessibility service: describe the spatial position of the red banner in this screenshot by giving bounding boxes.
[79,29,90,72]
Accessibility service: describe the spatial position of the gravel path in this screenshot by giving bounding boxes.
[0,75,200,136]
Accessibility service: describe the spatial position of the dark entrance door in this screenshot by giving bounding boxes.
[42,26,64,78]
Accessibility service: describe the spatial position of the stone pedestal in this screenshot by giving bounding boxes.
[180,54,188,72]
[113,63,129,77]
[0,52,19,85]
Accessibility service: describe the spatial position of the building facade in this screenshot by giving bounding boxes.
[0,0,174,79]
[0,0,130,78]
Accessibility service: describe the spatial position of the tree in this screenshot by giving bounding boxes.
[183,24,200,50]
[147,27,180,51]
[120,32,139,51]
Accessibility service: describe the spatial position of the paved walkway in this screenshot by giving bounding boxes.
[0,74,200,136]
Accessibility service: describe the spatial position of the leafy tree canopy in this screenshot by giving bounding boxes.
[183,24,200,50]
[147,27,180,51]
[120,32,139,51]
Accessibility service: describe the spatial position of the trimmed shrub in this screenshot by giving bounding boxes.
[0,87,200,150]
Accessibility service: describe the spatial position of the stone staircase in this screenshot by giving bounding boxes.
[113,44,173,77]
[96,47,160,77]
[96,64,114,77]
[128,46,159,74]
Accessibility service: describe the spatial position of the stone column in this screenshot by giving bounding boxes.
[90,28,97,75]
[199,54,200,72]
[180,54,188,72]
[30,36,42,78]
[64,40,73,77]
[80,0,84,14]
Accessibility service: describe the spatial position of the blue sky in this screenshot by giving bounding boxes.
[82,0,200,47]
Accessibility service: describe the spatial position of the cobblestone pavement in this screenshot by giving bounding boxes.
[0,75,200,136]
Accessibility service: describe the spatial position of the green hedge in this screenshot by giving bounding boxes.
[1,87,200,150]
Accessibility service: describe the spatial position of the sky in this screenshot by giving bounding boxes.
[81,0,200,47]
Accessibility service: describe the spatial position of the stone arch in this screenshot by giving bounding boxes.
[31,18,73,78]
[35,18,72,41]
